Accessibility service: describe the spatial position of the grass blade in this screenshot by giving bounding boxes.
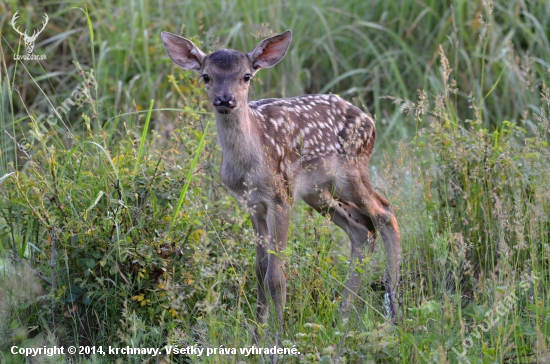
[133,99,154,176]
[169,121,210,231]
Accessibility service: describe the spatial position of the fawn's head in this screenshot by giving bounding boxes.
[161,30,292,114]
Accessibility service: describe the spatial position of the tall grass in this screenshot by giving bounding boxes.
[2,0,548,152]
[1,0,549,362]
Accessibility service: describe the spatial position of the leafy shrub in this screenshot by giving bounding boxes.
[0,70,257,361]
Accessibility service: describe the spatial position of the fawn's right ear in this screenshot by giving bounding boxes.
[161,32,206,71]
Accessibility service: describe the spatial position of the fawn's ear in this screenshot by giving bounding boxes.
[161,32,206,71]
[247,30,292,71]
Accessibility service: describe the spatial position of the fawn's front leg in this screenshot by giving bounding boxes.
[251,214,269,328]
[264,203,291,333]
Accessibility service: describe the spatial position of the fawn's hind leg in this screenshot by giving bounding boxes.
[338,171,402,323]
[303,192,376,315]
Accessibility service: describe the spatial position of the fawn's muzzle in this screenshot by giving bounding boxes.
[213,94,236,114]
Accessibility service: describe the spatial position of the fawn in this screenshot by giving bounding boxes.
[161,30,401,334]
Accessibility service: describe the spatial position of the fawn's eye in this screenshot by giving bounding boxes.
[201,74,210,84]
[243,74,251,82]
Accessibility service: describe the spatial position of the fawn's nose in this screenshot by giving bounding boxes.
[213,93,236,113]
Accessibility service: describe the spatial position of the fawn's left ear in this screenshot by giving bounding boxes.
[247,30,292,72]
[161,32,206,72]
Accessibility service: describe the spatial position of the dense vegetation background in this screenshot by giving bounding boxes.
[1,0,549,362]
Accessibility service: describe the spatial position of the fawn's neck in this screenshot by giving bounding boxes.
[215,105,261,170]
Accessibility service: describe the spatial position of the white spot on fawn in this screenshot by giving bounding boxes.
[270,118,278,130]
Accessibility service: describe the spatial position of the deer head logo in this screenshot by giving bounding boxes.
[11,11,48,54]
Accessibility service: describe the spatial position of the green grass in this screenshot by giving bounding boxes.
[1,0,549,362]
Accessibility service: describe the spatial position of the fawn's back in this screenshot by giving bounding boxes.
[249,94,375,167]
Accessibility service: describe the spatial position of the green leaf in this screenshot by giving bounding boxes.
[66,292,81,303]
